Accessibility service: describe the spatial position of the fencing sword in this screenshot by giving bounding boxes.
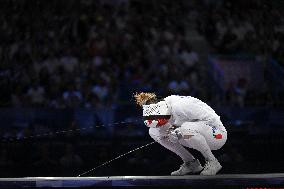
[77,141,156,177]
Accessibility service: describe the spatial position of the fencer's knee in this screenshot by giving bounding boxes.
[149,128,169,143]
[179,131,206,150]
[179,123,198,139]
[148,130,159,141]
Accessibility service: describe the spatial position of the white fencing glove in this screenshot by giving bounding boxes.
[168,128,183,143]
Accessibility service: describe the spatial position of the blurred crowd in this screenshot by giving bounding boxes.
[0,0,201,108]
[0,0,283,108]
[197,0,284,60]
[195,0,284,107]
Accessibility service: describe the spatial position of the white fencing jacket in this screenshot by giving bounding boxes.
[164,95,224,128]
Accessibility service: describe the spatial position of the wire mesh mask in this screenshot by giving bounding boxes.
[142,101,170,117]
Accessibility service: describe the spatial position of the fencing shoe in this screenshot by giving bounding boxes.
[171,159,203,176]
[200,158,222,175]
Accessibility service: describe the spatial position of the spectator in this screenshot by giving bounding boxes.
[63,84,83,108]
[26,81,46,106]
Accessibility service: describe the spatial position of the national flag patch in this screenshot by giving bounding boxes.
[212,126,222,139]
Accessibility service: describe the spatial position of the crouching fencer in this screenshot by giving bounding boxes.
[134,92,227,176]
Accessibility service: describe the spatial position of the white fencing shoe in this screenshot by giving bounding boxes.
[200,159,222,175]
[171,159,203,176]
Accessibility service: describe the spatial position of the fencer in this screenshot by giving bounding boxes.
[134,92,227,176]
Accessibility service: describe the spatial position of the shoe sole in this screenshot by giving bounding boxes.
[200,165,222,176]
[171,165,204,176]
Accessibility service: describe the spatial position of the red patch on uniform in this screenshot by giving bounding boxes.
[157,119,169,127]
[147,120,152,125]
[214,134,222,139]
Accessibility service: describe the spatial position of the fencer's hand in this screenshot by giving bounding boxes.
[168,128,182,143]
[168,130,178,143]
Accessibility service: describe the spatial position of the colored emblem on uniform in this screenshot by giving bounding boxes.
[156,119,169,126]
[214,134,222,139]
[212,126,222,139]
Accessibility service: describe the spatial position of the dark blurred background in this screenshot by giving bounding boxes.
[0,0,283,177]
